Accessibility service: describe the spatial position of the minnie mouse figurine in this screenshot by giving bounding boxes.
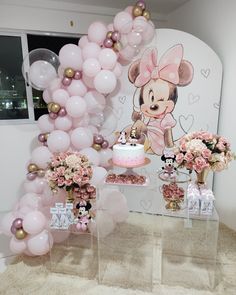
[161,150,177,179]
[75,201,92,232]
[128,44,194,155]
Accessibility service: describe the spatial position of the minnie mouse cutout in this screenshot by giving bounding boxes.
[128,44,194,155]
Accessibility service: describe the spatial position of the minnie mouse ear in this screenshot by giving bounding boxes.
[178,60,194,86]
[128,59,141,84]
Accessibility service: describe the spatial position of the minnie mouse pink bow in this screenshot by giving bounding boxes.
[134,45,184,87]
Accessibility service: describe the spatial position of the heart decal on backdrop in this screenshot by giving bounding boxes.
[188,93,200,105]
[179,114,194,134]
[213,102,220,110]
[119,95,126,104]
[201,68,211,78]
[140,199,152,211]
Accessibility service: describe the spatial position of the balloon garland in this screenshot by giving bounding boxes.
[0,1,155,256]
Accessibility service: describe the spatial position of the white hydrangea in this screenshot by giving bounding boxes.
[186,139,207,153]
[65,154,81,168]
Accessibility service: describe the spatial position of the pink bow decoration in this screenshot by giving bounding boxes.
[135,45,184,87]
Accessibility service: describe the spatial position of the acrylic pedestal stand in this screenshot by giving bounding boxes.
[158,172,219,290]
[97,159,156,292]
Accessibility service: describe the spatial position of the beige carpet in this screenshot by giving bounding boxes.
[0,214,236,295]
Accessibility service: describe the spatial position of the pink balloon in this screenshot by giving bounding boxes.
[124,6,133,15]
[94,70,117,94]
[105,133,118,147]
[128,30,142,46]
[59,44,83,70]
[27,230,53,256]
[90,166,107,186]
[24,178,48,194]
[82,42,101,60]
[78,35,89,48]
[42,89,51,103]
[18,206,33,217]
[67,79,87,97]
[0,212,16,236]
[119,45,136,61]
[19,193,42,210]
[52,89,69,106]
[88,22,107,45]
[71,127,93,150]
[107,23,114,31]
[114,11,133,34]
[120,34,128,47]
[48,78,62,94]
[98,148,113,167]
[47,130,70,153]
[72,113,90,128]
[80,147,100,166]
[54,115,73,131]
[88,125,98,134]
[142,21,155,44]
[98,48,117,70]
[65,96,87,118]
[133,16,148,33]
[82,58,101,77]
[10,237,27,254]
[31,146,52,169]
[82,74,95,89]
[23,211,46,235]
[113,62,122,78]
[84,91,106,114]
[51,230,70,243]
[37,114,55,133]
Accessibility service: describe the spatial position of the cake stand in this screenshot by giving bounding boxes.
[105,158,151,187]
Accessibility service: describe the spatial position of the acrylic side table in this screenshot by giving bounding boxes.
[97,163,157,292]
[161,204,219,290]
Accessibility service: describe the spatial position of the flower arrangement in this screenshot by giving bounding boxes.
[46,152,93,192]
[162,183,185,201]
[175,131,234,173]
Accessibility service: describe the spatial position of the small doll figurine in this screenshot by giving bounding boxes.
[75,201,92,232]
[129,127,138,146]
[161,153,177,179]
[118,131,127,145]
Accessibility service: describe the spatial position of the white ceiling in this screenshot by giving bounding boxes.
[53,0,190,14]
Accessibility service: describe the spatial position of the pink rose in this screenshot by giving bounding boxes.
[184,152,194,162]
[201,132,213,141]
[56,166,66,176]
[195,156,207,166]
[176,153,184,164]
[202,149,212,159]
[57,177,65,186]
[73,174,82,185]
[64,179,72,186]
[216,142,226,152]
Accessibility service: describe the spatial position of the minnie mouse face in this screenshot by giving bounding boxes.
[140,79,177,119]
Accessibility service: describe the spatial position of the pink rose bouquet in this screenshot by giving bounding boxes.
[175,131,234,173]
[46,152,93,192]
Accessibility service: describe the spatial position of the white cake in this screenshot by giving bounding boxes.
[112,143,145,167]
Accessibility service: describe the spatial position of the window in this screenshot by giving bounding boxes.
[0,32,79,123]
[0,33,31,121]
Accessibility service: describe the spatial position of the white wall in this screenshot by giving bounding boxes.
[167,0,236,230]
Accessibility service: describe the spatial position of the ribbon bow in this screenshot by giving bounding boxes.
[135,45,184,87]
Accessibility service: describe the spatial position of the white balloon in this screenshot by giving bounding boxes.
[84,91,106,114]
[38,114,54,133]
[47,130,71,153]
[29,60,57,90]
[94,70,117,94]
[98,149,113,168]
[54,115,73,131]
[71,127,93,150]
[27,230,53,256]
[98,48,117,70]
[90,166,107,186]
[65,96,87,118]
[31,146,52,169]
[80,147,100,166]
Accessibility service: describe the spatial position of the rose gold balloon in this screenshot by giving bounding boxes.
[15,228,27,240]
[142,10,151,20]
[132,6,143,17]
[64,68,75,78]
[28,163,38,173]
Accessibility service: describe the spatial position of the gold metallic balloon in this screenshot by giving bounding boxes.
[47,102,53,111]
[132,6,143,17]
[44,133,50,140]
[37,169,45,177]
[51,103,61,113]
[106,31,113,39]
[64,67,75,78]
[113,41,122,52]
[28,163,38,173]
[15,229,27,240]
[92,144,102,151]
[142,10,151,20]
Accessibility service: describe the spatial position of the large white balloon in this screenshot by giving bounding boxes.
[90,166,107,186]
[38,114,54,133]
[98,48,117,70]
[98,148,113,168]
[31,146,52,169]
[67,79,87,97]
[27,230,53,256]
[94,70,117,94]
[88,22,107,45]
[82,42,101,59]
[47,130,70,153]
[54,115,73,131]
[59,44,83,70]
[65,96,87,118]
[71,127,93,150]
[23,211,46,235]
[80,147,100,166]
